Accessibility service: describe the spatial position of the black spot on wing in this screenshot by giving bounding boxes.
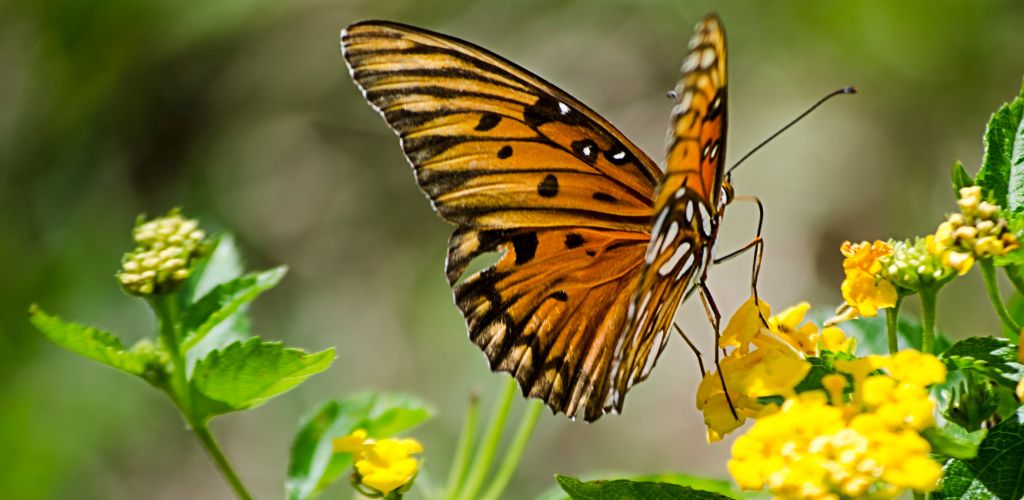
[497,145,513,159]
[549,291,568,302]
[592,192,617,203]
[475,112,502,131]
[571,139,598,164]
[564,233,585,249]
[537,174,559,198]
[511,232,538,264]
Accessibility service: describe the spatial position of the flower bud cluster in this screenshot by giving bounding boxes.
[117,211,206,296]
[877,238,953,290]
[930,186,1020,274]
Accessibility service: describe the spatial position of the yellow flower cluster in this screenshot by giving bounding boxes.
[696,298,852,442]
[334,429,423,495]
[930,186,1019,274]
[831,241,899,324]
[117,210,206,295]
[728,350,946,499]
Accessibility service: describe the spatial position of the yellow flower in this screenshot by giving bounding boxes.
[334,428,369,455]
[820,326,854,353]
[842,240,893,275]
[728,349,946,498]
[841,270,899,317]
[333,430,423,495]
[885,349,947,387]
[698,297,824,442]
[356,438,424,494]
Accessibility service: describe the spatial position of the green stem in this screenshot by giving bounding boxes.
[443,391,480,500]
[980,258,1021,332]
[919,288,938,355]
[456,378,517,500]
[885,296,903,355]
[479,400,543,500]
[191,419,254,500]
[152,295,190,414]
[1005,265,1024,296]
[152,294,252,500]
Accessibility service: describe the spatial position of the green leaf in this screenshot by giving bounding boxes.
[922,423,987,460]
[938,407,1024,499]
[189,338,334,421]
[286,392,434,500]
[179,233,246,305]
[180,267,286,350]
[951,160,975,198]
[975,87,1024,209]
[940,337,1024,390]
[555,475,734,500]
[28,305,165,382]
[537,474,749,500]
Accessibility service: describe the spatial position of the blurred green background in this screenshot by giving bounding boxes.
[3,0,1024,498]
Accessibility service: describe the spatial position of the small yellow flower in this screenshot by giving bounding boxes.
[820,326,854,353]
[842,240,893,275]
[334,428,369,455]
[841,270,899,317]
[333,430,423,495]
[768,302,820,355]
[720,296,771,353]
[356,438,424,494]
[886,349,947,387]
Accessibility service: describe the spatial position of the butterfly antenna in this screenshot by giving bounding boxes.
[726,86,857,176]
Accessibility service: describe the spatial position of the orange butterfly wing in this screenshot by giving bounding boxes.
[610,14,729,412]
[342,14,729,421]
[342,21,663,421]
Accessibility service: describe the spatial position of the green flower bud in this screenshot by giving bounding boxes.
[117,209,206,296]
[877,238,954,291]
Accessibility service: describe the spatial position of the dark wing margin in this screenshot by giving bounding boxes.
[341,20,667,421]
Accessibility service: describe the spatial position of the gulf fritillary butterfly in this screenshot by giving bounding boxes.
[342,13,746,422]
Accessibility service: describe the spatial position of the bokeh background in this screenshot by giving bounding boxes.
[3,0,1024,498]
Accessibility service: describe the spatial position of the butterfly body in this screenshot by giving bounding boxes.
[342,14,731,421]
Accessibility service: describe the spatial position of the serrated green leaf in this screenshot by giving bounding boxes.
[28,305,160,379]
[937,407,1024,499]
[555,475,734,500]
[951,160,975,198]
[922,423,986,460]
[180,267,286,350]
[189,338,334,421]
[940,337,1023,390]
[286,393,434,500]
[975,90,1024,209]
[179,233,246,305]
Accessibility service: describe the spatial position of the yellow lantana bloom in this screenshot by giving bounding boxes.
[728,349,946,499]
[835,241,899,321]
[333,430,423,495]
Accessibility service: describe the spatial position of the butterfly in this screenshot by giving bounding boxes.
[342,13,749,422]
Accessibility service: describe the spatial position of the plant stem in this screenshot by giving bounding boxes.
[1005,265,1024,296]
[479,400,543,500]
[191,419,254,500]
[919,288,938,355]
[152,295,190,415]
[885,297,903,355]
[443,391,480,500]
[456,378,517,500]
[980,258,1022,332]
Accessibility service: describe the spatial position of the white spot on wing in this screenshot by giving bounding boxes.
[700,48,716,69]
[558,102,571,114]
[681,53,699,72]
[685,201,694,221]
[675,187,687,199]
[699,203,713,237]
[675,252,696,281]
[660,222,679,254]
[658,241,691,276]
[582,145,592,157]
[612,151,626,160]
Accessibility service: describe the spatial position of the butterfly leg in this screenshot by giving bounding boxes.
[698,281,739,420]
[714,195,769,328]
[673,322,706,376]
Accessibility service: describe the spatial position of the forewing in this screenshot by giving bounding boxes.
[341,21,664,421]
[610,13,729,411]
